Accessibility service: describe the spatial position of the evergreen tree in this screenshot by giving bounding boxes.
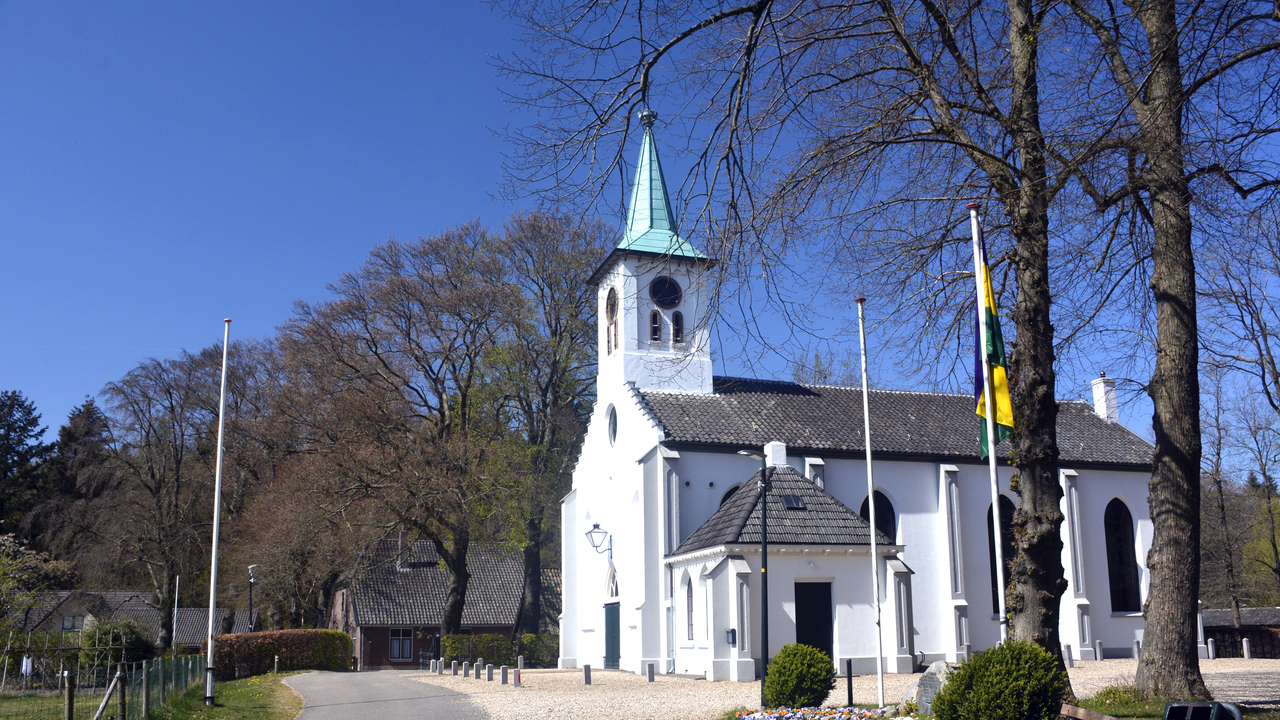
[0,391,50,533]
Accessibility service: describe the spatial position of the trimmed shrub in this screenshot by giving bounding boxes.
[762,643,836,709]
[441,633,514,665]
[518,632,560,668]
[931,640,1068,720]
[201,629,352,680]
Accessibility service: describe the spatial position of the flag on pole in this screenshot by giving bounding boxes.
[974,225,1014,457]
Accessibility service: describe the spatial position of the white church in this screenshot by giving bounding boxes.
[559,110,1157,680]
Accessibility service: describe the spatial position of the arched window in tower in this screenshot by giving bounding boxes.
[1104,498,1142,613]
[987,495,1016,616]
[686,580,695,640]
[859,491,897,542]
[672,311,684,343]
[607,564,619,598]
[650,276,682,309]
[650,310,662,342]
[606,287,619,354]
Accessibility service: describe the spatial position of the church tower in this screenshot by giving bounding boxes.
[588,110,715,395]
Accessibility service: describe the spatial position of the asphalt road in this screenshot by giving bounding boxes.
[286,670,487,720]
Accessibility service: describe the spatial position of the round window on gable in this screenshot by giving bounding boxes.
[650,276,682,309]
[607,405,618,446]
[606,287,619,320]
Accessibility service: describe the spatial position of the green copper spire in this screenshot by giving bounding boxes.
[619,110,707,259]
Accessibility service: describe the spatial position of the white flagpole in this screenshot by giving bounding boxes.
[855,298,885,707]
[968,203,1009,643]
[205,319,231,704]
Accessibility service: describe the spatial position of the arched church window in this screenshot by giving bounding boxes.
[859,491,897,542]
[650,310,662,342]
[1104,498,1142,613]
[650,276,682,309]
[606,287,619,354]
[607,405,617,447]
[607,564,619,598]
[987,495,1016,616]
[672,312,684,343]
[686,580,695,640]
[720,485,740,506]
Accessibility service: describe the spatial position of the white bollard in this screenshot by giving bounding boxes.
[452,660,458,675]
[486,664,493,681]
[501,665,508,684]
[1133,640,1142,660]
[647,662,655,682]
[1243,638,1252,659]
[1095,640,1104,661]
[1208,638,1216,659]
[584,664,592,685]
[462,661,470,677]
[1063,644,1074,668]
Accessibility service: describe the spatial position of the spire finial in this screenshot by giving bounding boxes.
[639,108,658,129]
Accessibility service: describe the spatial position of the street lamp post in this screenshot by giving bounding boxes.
[738,448,771,710]
[247,566,260,632]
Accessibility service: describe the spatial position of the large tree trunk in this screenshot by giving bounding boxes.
[517,515,543,636]
[1133,0,1208,698]
[438,536,471,636]
[1003,0,1068,663]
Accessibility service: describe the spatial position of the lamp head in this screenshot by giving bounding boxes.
[585,523,609,552]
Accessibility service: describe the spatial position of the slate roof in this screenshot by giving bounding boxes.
[1203,607,1280,628]
[640,377,1153,468]
[351,541,526,628]
[674,465,893,555]
[19,590,158,632]
[173,608,257,648]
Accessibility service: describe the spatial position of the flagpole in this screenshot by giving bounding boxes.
[968,203,1009,643]
[855,298,885,707]
[205,319,231,705]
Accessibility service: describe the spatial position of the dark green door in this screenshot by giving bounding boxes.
[604,602,620,669]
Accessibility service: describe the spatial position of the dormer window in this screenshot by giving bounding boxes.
[650,310,662,342]
[672,312,684,343]
[606,287,619,354]
[650,276,682,309]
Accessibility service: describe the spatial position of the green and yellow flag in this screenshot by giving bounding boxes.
[973,225,1014,458]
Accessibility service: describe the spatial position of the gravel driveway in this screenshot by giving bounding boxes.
[409,658,1280,720]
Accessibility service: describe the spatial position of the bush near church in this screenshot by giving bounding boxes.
[203,629,352,680]
[518,632,560,668]
[762,643,836,709]
[931,640,1068,720]
[441,633,514,665]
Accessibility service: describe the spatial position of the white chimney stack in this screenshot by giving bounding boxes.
[765,441,787,468]
[1091,373,1119,422]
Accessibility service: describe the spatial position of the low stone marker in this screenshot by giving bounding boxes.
[584,664,592,685]
[475,661,482,680]
[452,661,458,676]
[647,662,654,682]
[899,661,951,716]
[1243,638,1252,659]
[1208,638,1216,659]
[1063,644,1074,668]
[437,660,443,675]
[462,661,470,678]
[963,643,972,661]
[501,665,508,684]
[1133,640,1142,660]
[1094,640,1104,661]
[486,664,493,681]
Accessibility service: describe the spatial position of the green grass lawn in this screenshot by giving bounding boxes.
[1075,686,1280,720]
[152,673,302,720]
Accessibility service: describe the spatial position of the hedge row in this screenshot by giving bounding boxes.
[517,633,560,668]
[201,629,352,680]
[441,633,514,665]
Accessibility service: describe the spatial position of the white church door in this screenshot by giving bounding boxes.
[794,582,834,662]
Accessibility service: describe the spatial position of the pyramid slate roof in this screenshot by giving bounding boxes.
[640,377,1153,469]
[173,608,257,649]
[351,540,526,628]
[674,466,893,555]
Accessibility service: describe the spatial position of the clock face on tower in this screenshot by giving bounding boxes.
[650,276,682,309]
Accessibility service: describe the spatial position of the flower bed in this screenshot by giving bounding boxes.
[736,706,914,720]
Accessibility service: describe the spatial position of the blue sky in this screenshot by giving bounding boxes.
[0,1,1152,441]
[0,2,540,432]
